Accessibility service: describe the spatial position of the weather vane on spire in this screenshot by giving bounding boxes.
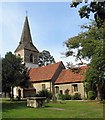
[26,10,28,16]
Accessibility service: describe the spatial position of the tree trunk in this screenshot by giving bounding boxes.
[4,92,6,98]
[97,85,101,101]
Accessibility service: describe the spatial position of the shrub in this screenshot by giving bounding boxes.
[64,89,70,94]
[65,94,71,100]
[58,94,71,100]
[71,93,81,100]
[88,91,96,100]
[58,94,62,100]
[35,89,52,102]
[60,94,66,100]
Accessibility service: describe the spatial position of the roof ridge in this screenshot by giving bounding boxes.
[30,61,63,70]
[55,67,86,84]
[29,61,64,82]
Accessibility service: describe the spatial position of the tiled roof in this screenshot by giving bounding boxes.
[80,65,88,69]
[55,69,85,84]
[29,61,64,82]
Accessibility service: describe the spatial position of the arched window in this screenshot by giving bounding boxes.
[30,53,34,63]
[55,86,59,94]
[72,84,78,92]
[18,54,20,57]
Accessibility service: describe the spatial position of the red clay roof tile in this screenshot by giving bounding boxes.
[55,69,85,84]
[29,61,63,82]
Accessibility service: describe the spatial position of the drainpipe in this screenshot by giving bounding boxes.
[52,82,56,103]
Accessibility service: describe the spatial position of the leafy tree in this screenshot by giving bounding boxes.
[65,22,105,100]
[64,1,105,100]
[19,66,30,89]
[85,51,105,100]
[2,52,30,100]
[87,91,96,100]
[38,50,55,67]
[65,25,101,63]
[66,62,75,69]
[70,1,105,27]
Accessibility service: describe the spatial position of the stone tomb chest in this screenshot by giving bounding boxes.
[27,97,46,108]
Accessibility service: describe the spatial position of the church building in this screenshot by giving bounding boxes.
[13,16,87,99]
[13,16,39,98]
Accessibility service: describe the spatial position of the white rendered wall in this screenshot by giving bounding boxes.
[25,62,38,69]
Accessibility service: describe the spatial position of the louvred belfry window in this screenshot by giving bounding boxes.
[30,53,34,63]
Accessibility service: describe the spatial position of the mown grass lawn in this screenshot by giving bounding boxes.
[1,98,104,119]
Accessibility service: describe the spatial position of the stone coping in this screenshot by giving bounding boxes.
[27,97,46,100]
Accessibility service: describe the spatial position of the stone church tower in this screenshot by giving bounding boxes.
[14,16,39,68]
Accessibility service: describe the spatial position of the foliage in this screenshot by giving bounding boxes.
[35,89,52,102]
[68,24,105,100]
[66,62,75,69]
[65,24,103,63]
[19,67,30,88]
[88,91,96,100]
[38,50,55,67]
[58,93,81,100]
[2,52,22,98]
[2,52,30,99]
[70,1,105,28]
[84,23,105,100]
[65,2,105,100]
[85,55,105,100]
[71,93,82,100]
[58,94,71,100]
[84,67,97,96]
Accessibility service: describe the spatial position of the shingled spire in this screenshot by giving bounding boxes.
[15,16,39,68]
[20,16,32,44]
[15,16,38,52]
